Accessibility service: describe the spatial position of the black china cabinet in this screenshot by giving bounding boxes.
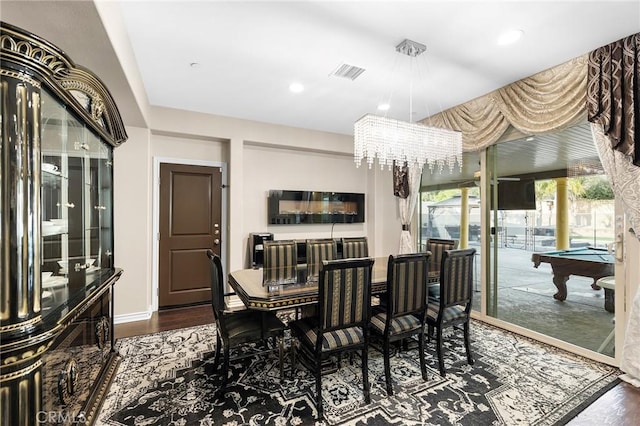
[0,22,127,425]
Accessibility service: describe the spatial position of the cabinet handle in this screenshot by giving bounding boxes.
[57,202,75,208]
[94,205,107,210]
[95,316,110,349]
[57,358,78,405]
[74,261,94,271]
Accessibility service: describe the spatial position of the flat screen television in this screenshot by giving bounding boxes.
[494,178,536,210]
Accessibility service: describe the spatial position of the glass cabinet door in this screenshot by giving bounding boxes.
[41,90,70,315]
[40,89,114,317]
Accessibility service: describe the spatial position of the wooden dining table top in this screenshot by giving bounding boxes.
[228,256,438,311]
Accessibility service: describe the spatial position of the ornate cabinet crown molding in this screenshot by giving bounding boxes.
[0,21,127,147]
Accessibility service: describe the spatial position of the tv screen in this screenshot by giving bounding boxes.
[495,178,536,210]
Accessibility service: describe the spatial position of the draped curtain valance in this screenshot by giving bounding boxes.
[422,55,588,151]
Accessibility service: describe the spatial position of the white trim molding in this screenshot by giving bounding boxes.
[151,156,228,312]
[114,310,153,324]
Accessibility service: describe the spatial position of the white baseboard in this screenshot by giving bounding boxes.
[114,310,153,324]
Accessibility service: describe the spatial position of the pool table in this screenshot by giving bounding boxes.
[531,247,614,311]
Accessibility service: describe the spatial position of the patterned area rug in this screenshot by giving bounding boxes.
[98,320,619,425]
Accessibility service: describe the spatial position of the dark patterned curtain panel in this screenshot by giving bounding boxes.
[587,33,640,166]
[393,161,409,199]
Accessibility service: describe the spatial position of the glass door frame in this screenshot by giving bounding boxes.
[473,146,622,366]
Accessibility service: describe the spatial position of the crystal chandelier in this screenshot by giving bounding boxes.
[354,39,463,172]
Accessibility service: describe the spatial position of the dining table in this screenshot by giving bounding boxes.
[228,256,439,311]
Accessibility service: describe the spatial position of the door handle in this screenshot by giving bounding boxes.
[614,232,623,262]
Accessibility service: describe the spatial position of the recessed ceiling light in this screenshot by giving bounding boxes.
[377,103,390,111]
[289,82,304,93]
[497,29,524,46]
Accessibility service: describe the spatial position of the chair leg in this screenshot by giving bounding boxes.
[315,358,323,419]
[362,344,371,404]
[278,335,284,380]
[464,321,474,365]
[436,327,446,377]
[222,346,230,387]
[212,333,222,372]
[290,340,296,378]
[418,330,427,381]
[383,339,393,396]
[426,324,433,342]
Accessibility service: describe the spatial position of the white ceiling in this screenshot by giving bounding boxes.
[115,0,640,135]
[1,0,638,187]
[2,1,639,136]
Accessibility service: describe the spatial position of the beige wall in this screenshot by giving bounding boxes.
[241,144,367,265]
[113,126,152,319]
[112,106,403,321]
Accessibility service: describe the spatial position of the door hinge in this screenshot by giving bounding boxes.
[157,232,160,241]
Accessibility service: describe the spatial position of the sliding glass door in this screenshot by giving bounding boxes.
[419,121,619,361]
[484,126,617,358]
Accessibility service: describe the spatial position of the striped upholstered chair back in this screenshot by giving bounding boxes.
[386,253,430,319]
[305,238,338,281]
[318,258,374,333]
[438,248,475,310]
[425,238,458,276]
[263,240,298,285]
[341,237,369,259]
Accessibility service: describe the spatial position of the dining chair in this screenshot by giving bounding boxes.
[424,238,458,278]
[263,240,298,285]
[425,248,476,377]
[370,253,430,395]
[206,250,287,387]
[305,238,338,282]
[289,257,375,419]
[424,238,459,300]
[341,236,369,259]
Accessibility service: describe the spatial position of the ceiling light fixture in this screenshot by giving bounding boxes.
[289,82,304,93]
[497,29,524,46]
[354,39,462,172]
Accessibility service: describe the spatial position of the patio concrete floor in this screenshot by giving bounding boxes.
[468,243,615,357]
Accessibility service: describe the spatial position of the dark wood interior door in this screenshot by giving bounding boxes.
[159,163,222,308]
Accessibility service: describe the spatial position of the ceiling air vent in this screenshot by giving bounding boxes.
[330,63,366,80]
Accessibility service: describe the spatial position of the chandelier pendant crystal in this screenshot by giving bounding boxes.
[354,39,463,172]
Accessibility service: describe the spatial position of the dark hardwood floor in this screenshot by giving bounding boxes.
[114,304,640,425]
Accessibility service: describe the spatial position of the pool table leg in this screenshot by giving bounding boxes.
[552,274,568,301]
